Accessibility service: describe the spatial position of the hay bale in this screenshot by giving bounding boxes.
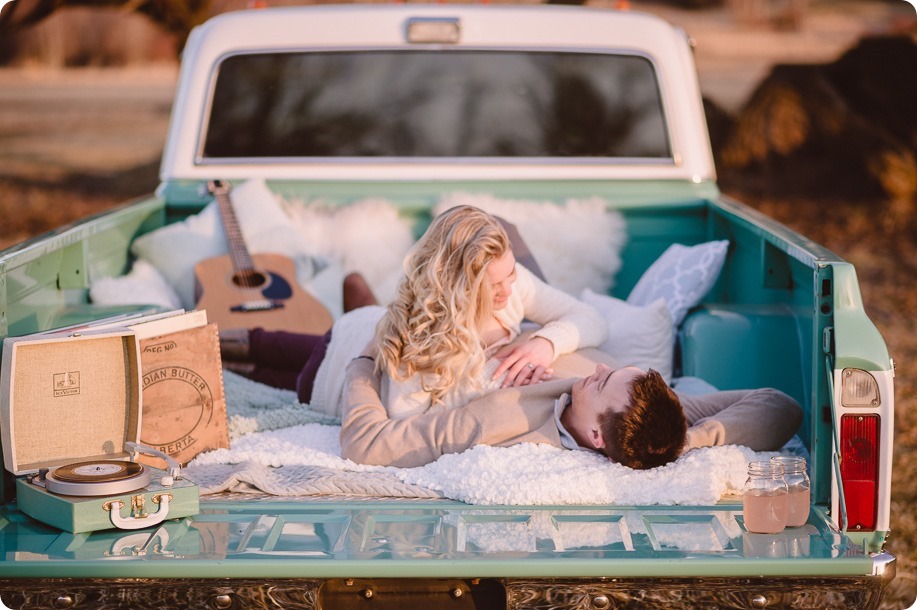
[717,35,916,207]
[703,97,735,156]
[719,65,822,167]
[826,36,917,152]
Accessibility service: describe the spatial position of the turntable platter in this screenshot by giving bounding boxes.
[45,460,151,496]
[53,460,144,483]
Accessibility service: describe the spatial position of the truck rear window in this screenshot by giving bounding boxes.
[202,50,671,160]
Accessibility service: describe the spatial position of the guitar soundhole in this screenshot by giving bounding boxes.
[233,271,268,289]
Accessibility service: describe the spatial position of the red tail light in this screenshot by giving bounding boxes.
[840,414,880,531]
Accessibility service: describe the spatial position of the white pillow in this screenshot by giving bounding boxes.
[90,259,182,310]
[626,240,729,326]
[131,179,323,310]
[580,288,674,382]
[434,193,627,297]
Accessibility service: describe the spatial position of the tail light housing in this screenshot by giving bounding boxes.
[839,414,880,531]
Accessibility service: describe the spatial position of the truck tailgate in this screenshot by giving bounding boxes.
[0,498,893,609]
[0,498,876,578]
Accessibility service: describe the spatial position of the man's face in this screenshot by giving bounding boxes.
[567,364,644,450]
[487,249,517,310]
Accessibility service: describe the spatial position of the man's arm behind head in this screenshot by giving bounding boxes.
[679,388,804,453]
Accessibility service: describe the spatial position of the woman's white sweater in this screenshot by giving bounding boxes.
[309,265,608,418]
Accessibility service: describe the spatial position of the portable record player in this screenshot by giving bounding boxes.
[1,329,199,533]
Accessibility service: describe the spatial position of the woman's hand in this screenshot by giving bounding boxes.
[492,336,555,388]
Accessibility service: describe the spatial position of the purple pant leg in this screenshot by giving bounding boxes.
[249,329,323,370]
[247,328,331,398]
[296,330,332,403]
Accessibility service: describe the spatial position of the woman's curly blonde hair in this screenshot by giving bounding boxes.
[375,205,510,405]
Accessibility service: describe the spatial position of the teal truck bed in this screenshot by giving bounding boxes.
[0,5,896,609]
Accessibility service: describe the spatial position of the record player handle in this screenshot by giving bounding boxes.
[124,442,182,478]
[104,494,172,530]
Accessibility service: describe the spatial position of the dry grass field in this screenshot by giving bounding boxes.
[0,2,914,608]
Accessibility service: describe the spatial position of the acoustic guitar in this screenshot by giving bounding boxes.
[194,180,333,334]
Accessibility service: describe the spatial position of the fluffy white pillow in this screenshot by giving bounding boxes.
[130,179,324,310]
[627,240,729,326]
[580,288,674,382]
[90,259,182,310]
[434,193,627,297]
[280,197,415,307]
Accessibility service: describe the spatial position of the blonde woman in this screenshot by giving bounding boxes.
[373,205,608,418]
[221,205,608,419]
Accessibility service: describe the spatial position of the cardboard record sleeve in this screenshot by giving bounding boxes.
[0,329,199,533]
[135,321,229,468]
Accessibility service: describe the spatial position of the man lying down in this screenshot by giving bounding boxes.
[340,347,802,470]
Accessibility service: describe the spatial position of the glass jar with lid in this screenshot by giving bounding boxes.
[743,460,788,534]
[771,456,811,527]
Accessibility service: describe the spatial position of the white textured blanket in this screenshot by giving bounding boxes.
[185,371,782,505]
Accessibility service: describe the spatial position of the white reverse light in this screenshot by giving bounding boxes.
[841,368,880,408]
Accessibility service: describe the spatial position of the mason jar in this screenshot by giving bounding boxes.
[771,456,811,527]
[743,461,788,534]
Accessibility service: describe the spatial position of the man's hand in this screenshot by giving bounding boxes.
[492,336,555,388]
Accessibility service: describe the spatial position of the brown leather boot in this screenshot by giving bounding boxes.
[343,272,378,312]
[219,328,251,361]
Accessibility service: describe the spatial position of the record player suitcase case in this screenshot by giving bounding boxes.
[0,330,199,533]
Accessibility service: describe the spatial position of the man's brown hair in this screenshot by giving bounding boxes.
[598,369,687,470]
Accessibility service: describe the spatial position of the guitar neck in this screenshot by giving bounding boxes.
[211,183,255,275]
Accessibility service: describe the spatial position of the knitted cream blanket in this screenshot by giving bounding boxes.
[185,371,784,505]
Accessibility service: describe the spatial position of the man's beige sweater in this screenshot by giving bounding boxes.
[340,349,803,468]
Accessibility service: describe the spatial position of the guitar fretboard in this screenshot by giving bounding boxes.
[209,181,259,287]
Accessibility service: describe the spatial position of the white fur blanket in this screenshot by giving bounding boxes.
[91,191,628,315]
[435,193,627,297]
[185,371,783,505]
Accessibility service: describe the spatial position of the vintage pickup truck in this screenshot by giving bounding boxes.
[0,4,898,609]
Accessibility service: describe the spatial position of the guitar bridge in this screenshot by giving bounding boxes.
[230,299,285,313]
